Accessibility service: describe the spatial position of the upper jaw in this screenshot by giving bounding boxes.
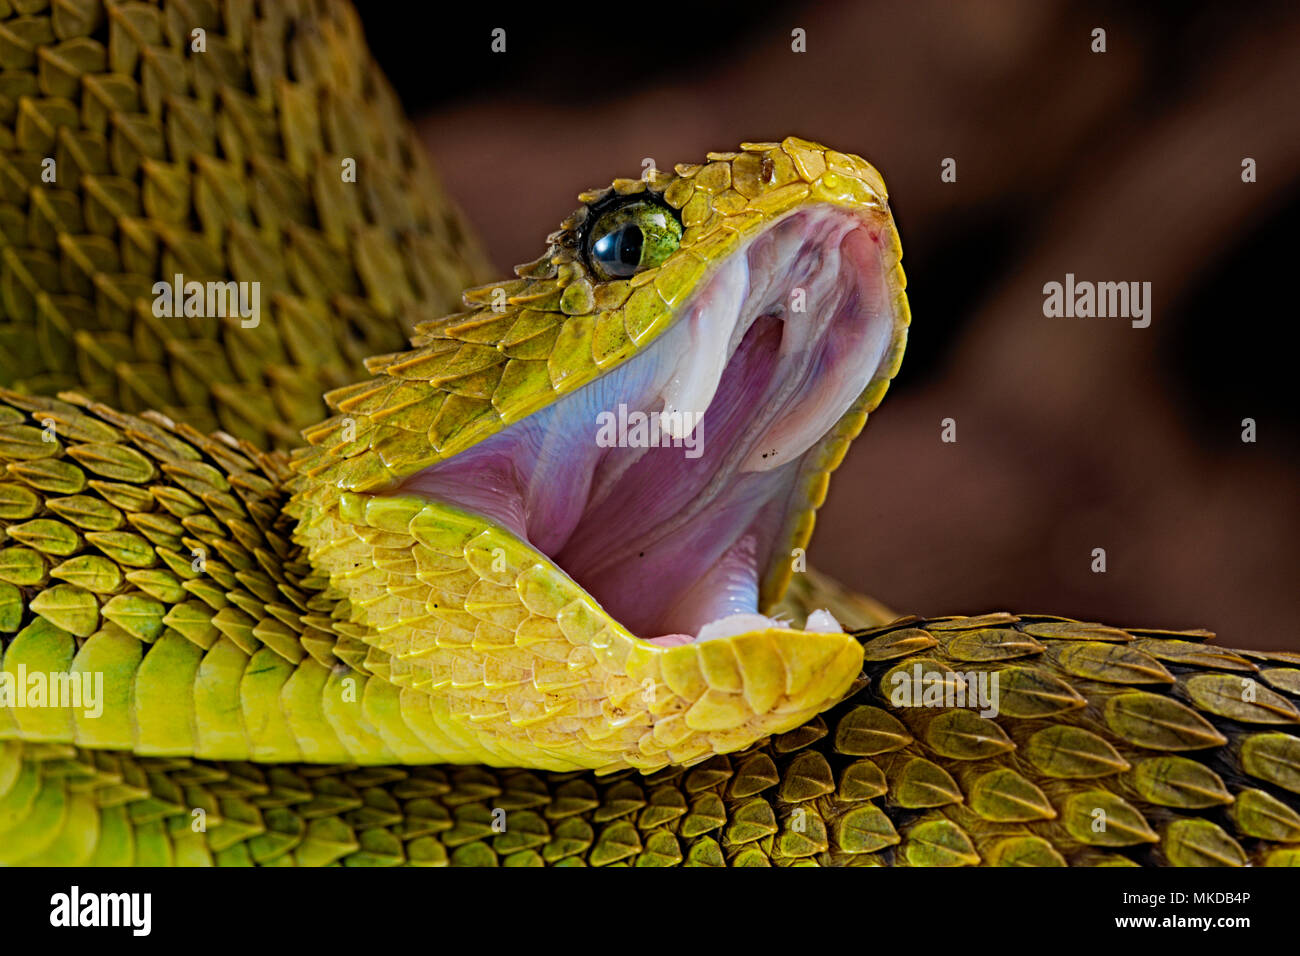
[399,202,904,644]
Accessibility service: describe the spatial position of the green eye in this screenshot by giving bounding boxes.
[586,200,683,280]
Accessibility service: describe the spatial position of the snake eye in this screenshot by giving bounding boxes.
[585,199,683,280]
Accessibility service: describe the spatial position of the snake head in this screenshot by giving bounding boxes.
[290,138,910,772]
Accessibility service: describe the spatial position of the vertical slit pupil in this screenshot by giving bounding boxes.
[593,222,645,275]
[617,224,643,267]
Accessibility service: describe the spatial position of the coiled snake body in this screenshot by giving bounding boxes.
[0,0,1297,866]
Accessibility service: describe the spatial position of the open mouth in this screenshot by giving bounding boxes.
[399,205,899,646]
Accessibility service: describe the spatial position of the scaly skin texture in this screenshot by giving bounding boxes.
[1,0,1299,865]
[0,0,487,449]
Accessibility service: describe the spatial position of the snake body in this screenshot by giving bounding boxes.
[0,0,1298,866]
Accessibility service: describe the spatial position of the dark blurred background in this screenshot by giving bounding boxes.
[357,1,1299,649]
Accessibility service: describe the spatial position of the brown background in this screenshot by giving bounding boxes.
[360,0,1299,649]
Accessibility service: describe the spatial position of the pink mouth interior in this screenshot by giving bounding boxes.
[400,206,897,643]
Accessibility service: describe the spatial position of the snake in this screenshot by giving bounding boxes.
[0,0,1297,867]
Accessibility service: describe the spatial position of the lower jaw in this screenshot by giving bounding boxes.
[416,494,842,649]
